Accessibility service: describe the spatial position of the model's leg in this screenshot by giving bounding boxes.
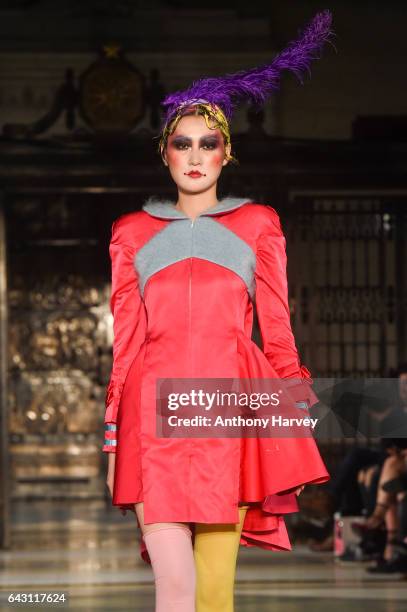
[194,504,249,612]
[135,502,196,612]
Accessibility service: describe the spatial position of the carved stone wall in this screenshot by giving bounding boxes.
[7,193,115,499]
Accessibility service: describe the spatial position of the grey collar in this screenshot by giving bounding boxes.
[142,196,252,220]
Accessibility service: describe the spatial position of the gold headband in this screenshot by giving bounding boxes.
[158,101,238,165]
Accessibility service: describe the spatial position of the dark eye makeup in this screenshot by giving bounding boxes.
[170,135,221,150]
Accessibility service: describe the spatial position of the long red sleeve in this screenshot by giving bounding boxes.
[103,216,147,452]
[254,206,318,408]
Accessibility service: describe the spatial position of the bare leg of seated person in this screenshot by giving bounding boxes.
[366,454,405,529]
[363,455,404,560]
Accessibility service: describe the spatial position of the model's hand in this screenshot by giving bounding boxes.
[106,453,128,515]
[106,452,116,499]
[295,485,305,496]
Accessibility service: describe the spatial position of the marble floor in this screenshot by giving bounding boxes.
[0,499,407,611]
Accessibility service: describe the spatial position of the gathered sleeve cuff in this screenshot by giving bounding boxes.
[103,423,118,453]
[103,216,148,453]
[254,207,319,409]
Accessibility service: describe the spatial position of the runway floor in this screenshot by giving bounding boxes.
[0,499,407,611]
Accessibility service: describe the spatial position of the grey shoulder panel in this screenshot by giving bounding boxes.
[135,221,190,295]
[135,216,255,298]
[194,217,256,298]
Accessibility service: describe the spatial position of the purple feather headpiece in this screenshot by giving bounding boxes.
[160,9,335,127]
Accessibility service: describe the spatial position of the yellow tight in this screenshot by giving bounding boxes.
[194,505,249,612]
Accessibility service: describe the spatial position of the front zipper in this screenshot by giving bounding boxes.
[188,218,195,377]
[187,218,195,455]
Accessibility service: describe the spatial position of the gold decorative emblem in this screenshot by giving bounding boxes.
[79,43,145,132]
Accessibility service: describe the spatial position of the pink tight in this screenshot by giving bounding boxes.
[136,501,249,612]
[143,525,196,612]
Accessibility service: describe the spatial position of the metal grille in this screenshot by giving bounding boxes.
[285,195,406,378]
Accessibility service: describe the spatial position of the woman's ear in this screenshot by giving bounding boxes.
[161,147,168,166]
[222,142,232,166]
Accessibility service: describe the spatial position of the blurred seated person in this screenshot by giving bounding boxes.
[354,438,407,565]
[310,363,407,552]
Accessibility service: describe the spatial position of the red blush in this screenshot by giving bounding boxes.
[209,151,224,167]
[166,147,183,167]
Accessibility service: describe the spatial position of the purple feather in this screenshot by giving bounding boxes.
[161,9,335,126]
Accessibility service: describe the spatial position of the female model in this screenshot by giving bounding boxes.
[104,10,334,612]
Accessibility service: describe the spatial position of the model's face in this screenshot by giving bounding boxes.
[162,114,231,194]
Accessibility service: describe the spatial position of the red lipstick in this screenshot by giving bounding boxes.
[185,171,205,178]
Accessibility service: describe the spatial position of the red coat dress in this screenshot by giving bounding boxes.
[103,196,330,565]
